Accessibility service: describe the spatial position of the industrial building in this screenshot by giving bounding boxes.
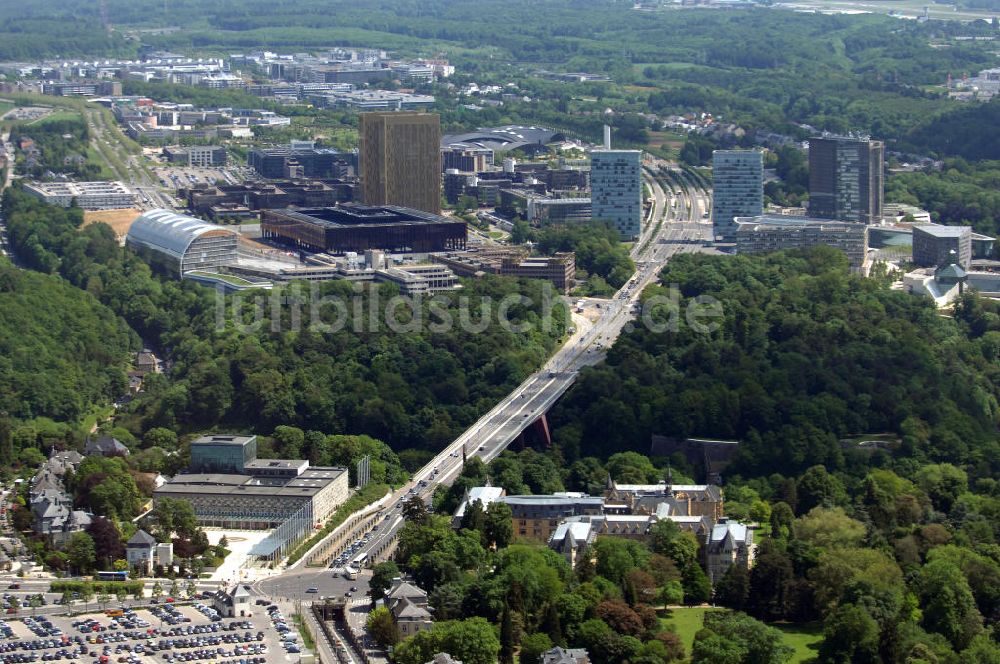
[126,209,239,275]
[23,181,136,210]
[153,435,349,529]
[712,150,763,243]
[261,204,467,254]
[913,224,972,268]
[735,214,868,271]
[359,111,442,214]
[590,149,643,240]
[808,135,884,224]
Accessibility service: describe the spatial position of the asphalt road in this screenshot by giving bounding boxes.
[252,162,716,594]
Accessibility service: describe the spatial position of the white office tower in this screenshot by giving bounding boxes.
[712,150,763,243]
[591,149,643,240]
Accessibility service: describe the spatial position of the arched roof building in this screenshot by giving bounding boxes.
[127,209,238,275]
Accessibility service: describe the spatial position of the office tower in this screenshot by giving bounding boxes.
[712,150,763,243]
[359,111,442,214]
[590,149,643,240]
[808,135,884,224]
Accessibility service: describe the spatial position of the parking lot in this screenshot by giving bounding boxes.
[0,596,311,663]
[154,166,239,191]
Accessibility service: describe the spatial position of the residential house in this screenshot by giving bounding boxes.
[385,578,433,637]
[126,529,158,574]
[548,519,597,568]
[84,435,130,457]
[541,647,591,664]
[212,583,252,617]
[136,351,158,375]
[451,484,506,528]
[706,518,755,584]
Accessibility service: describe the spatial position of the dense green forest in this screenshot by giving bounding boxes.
[1,188,567,452]
[550,248,1000,479]
[0,258,136,422]
[887,158,1000,237]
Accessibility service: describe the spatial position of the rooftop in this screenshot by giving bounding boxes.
[914,224,971,238]
[154,466,347,498]
[192,434,256,447]
[270,204,457,229]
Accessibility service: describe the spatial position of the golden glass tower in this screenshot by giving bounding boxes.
[359,111,442,215]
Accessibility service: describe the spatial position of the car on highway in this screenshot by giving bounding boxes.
[306,587,318,593]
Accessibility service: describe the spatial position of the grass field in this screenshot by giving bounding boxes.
[773,622,823,663]
[662,608,823,663]
[661,607,725,657]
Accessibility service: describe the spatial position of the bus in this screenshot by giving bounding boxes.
[96,571,128,582]
[352,553,368,569]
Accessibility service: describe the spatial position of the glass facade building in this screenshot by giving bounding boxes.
[808,136,884,224]
[590,149,643,240]
[189,435,258,473]
[712,150,763,243]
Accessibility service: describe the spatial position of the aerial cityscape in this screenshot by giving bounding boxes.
[1,1,1000,664]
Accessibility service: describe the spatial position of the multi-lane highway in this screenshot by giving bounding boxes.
[255,161,714,604]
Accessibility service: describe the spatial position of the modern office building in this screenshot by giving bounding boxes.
[153,434,350,528]
[23,181,136,210]
[590,149,643,240]
[913,224,972,268]
[712,150,763,242]
[261,204,466,254]
[126,209,239,275]
[248,145,351,179]
[163,145,228,167]
[432,247,576,294]
[359,111,442,214]
[441,146,492,172]
[808,135,884,224]
[735,214,869,271]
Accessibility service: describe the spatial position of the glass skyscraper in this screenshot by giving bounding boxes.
[712,150,764,243]
[807,135,884,224]
[590,149,643,240]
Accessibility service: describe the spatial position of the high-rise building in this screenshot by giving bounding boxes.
[359,111,442,214]
[808,135,884,224]
[712,150,763,242]
[590,149,642,240]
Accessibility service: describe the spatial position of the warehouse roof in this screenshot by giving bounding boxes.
[127,209,237,260]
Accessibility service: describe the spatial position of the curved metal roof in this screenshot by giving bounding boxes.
[127,209,236,260]
[442,125,565,151]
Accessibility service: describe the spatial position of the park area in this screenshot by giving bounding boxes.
[662,607,823,663]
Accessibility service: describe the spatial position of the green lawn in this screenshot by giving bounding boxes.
[660,607,725,657]
[773,622,823,663]
[661,608,822,663]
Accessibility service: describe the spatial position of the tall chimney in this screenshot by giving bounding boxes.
[603,125,612,150]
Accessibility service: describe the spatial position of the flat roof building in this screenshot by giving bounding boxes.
[712,150,763,243]
[261,204,466,254]
[808,135,884,224]
[127,209,239,275]
[163,145,227,167]
[360,112,442,214]
[590,149,642,240]
[735,214,868,271]
[913,224,972,269]
[154,433,349,528]
[23,180,136,210]
[249,145,351,179]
